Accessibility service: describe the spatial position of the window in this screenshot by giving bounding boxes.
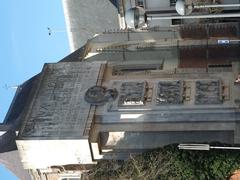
[172,19,182,25]
[170,0,176,6]
[208,64,232,68]
[136,0,144,7]
[60,177,81,180]
[112,64,162,75]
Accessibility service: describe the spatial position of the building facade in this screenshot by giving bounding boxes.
[16,22,240,178]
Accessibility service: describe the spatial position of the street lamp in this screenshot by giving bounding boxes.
[178,144,240,151]
[175,0,193,16]
[175,0,240,16]
[125,3,240,29]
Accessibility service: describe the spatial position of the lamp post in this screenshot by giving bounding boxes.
[124,2,240,29]
[175,0,240,16]
[178,144,240,151]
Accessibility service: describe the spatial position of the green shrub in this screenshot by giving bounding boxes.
[87,144,240,180]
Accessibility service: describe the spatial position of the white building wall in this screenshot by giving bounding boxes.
[16,139,93,169]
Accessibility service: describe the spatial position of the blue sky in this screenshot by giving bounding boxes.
[0,0,69,179]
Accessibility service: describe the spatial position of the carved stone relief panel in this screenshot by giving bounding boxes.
[195,80,222,105]
[156,81,183,105]
[118,81,146,106]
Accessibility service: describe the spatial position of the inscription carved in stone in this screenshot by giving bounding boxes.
[21,62,103,138]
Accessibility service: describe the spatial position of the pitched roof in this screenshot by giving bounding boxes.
[0,150,31,180]
[3,75,39,128]
[62,0,119,52]
[0,76,38,180]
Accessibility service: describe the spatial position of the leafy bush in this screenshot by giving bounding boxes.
[87,144,240,180]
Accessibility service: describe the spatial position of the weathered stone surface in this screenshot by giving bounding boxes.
[19,62,104,139]
[195,80,222,105]
[156,81,183,105]
[118,82,146,106]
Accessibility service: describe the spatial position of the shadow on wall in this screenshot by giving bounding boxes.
[100,130,235,159]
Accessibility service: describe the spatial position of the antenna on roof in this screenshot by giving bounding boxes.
[47,27,52,36]
[47,27,66,36]
[3,84,20,90]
